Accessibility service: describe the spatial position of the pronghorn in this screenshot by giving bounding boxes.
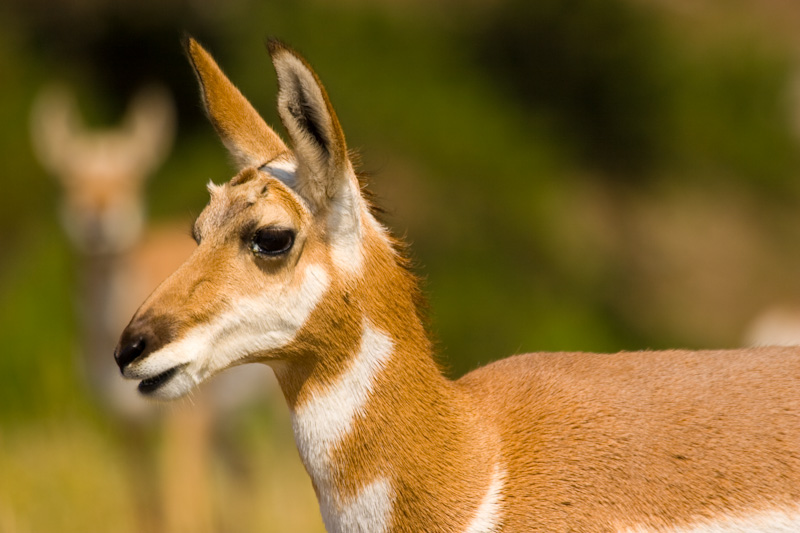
[115,37,800,533]
[30,84,187,415]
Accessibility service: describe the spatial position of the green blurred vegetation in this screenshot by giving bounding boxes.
[3,0,800,530]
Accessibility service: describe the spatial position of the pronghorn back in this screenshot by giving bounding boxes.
[114,37,800,532]
[460,348,800,531]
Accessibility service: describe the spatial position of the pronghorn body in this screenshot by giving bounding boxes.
[115,38,800,532]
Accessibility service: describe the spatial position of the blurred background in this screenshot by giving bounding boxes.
[4,0,800,531]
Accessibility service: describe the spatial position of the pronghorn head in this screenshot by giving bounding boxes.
[115,38,391,399]
[31,84,175,254]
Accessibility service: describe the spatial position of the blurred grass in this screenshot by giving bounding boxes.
[0,419,138,533]
[3,0,800,530]
[0,221,78,422]
[0,406,325,532]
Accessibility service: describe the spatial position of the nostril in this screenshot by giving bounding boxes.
[115,336,147,372]
[115,314,174,373]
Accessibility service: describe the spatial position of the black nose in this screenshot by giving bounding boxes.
[114,336,147,372]
[115,313,175,372]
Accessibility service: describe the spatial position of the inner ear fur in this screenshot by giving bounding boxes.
[267,39,352,212]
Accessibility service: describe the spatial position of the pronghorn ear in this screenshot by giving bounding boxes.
[185,36,288,169]
[122,85,176,179]
[267,40,352,212]
[30,84,80,177]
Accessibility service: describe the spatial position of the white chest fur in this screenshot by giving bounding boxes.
[622,507,800,533]
[465,463,505,533]
[291,321,395,533]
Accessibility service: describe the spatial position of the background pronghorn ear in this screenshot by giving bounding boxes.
[31,83,175,182]
[185,36,288,169]
[267,40,352,212]
[29,84,81,177]
[122,85,176,178]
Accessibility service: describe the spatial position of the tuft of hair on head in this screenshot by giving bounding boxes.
[206,180,222,196]
[230,167,260,187]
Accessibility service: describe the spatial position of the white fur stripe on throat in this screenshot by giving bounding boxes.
[324,476,394,533]
[291,321,396,533]
[465,463,505,533]
[291,321,394,462]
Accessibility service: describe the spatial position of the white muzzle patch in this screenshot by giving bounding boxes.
[123,263,330,399]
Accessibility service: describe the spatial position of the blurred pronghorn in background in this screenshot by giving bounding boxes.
[30,84,184,414]
[30,83,275,533]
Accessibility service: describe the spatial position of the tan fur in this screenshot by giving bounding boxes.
[186,38,288,168]
[461,349,800,531]
[116,39,800,532]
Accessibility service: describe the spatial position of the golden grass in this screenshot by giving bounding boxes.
[0,407,325,533]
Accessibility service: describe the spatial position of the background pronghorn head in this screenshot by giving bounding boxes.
[31,84,175,254]
[114,38,398,399]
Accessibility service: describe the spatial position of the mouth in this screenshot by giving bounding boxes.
[138,366,181,395]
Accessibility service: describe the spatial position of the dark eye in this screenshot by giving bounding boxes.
[250,227,295,256]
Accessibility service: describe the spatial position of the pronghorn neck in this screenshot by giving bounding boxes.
[271,229,503,532]
[272,214,433,407]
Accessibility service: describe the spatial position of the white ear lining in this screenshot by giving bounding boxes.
[267,44,365,273]
[274,55,334,167]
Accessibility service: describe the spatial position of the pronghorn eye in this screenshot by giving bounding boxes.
[251,227,295,256]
